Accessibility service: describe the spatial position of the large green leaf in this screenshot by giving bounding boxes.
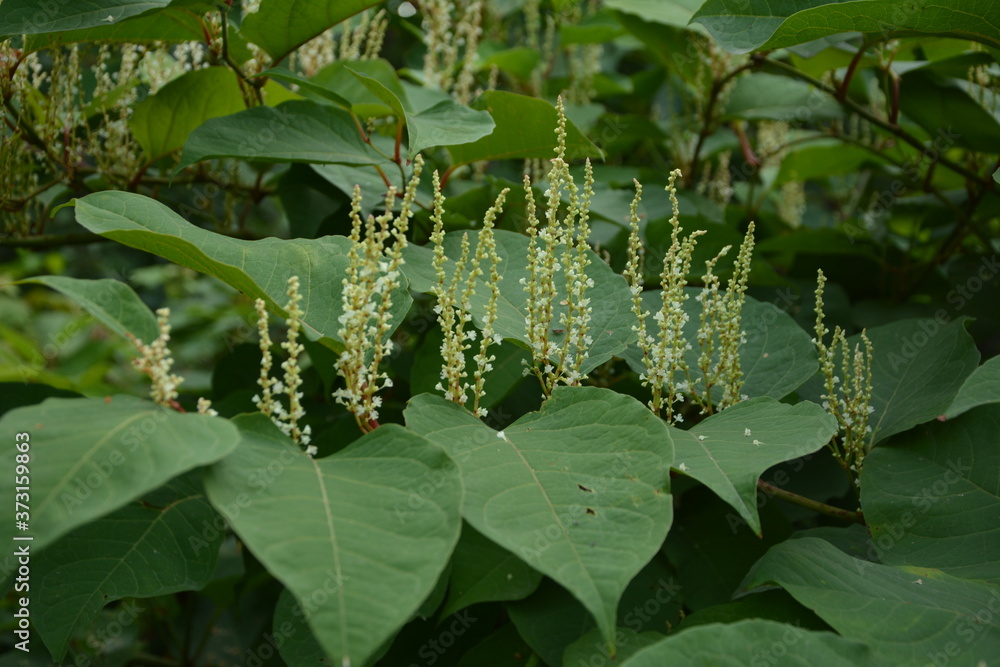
[862,405,1000,581]
[202,415,461,667]
[403,229,637,377]
[0,0,169,35]
[801,317,980,444]
[130,67,249,160]
[405,387,674,642]
[176,100,390,171]
[945,356,1000,419]
[22,7,204,51]
[18,276,158,344]
[0,396,238,552]
[742,537,1000,665]
[619,619,879,666]
[446,92,603,167]
[72,191,412,352]
[241,0,384,63]
[669,398,838,535]
[33,474,222,660]
[691,0,1000,54]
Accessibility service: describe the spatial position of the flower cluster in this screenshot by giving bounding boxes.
[625,171,703,422]
[421,0,484,104]
[333,158,423,431]
[625,172,756,422]
[253,277,314,455]
[521,96,596,395]
[430,170,508,417]
[814,270,874,485]
[130,308,184,409]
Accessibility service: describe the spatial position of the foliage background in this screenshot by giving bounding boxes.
[0,0,998,665]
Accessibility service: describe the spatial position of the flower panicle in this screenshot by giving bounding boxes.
[332,157,424,433]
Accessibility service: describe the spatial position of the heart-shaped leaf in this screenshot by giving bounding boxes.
[202,415,461,666]
[33,474,223,660]
[405,386,673,642]
[0,396,238,553]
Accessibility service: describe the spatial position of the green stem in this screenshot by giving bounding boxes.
[219,9,263,107]
[757,478,865,524]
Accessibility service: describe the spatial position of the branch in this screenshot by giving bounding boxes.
[757,479,865,524]
[755,55,984,183]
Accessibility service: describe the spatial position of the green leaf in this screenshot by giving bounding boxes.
[691,0,1000,55]
[619,619,879,666]
[33,474,222,660]
[177,100,391,171]
[0,0,169,35]
[441,523,543,618]
[862,405,1000,581]
[723,72,843,121]
[22,7,205,52]
[945,356,1000,419]
[130,67,248,160]
[72,191,412,353]
[604,0,705,31]
[403,229,637,377]
[258,67,354,110]
[405,386,674,642]
[803,317,980,444]
[241,0,384,63]
[900,69,1000,153]
[17,276,158,344]
[669,398,838,535]
[202,415,461,667]
[446,92,603,167]
[0,396,238,552]
[742,537,1000,665]
[776,140,887,185]
[345,68,495,157]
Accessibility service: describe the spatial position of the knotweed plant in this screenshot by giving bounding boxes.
[129,307,216,416]
[333,157,423,432]
[625,172,755,423]
[521,97,596,395]
[430,171,509,417]
[814,270,875,486]
[130,308,184,410]
[253,276,314,455]
[421,0,484,104]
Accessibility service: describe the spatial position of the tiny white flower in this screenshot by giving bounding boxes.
[744,428,751,437]
[678,462,688,472]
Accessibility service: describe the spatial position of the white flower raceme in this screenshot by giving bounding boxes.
[130,308,184,408]
[253,277,313,453]
[333,157,423,432]
[522,96,596,396]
